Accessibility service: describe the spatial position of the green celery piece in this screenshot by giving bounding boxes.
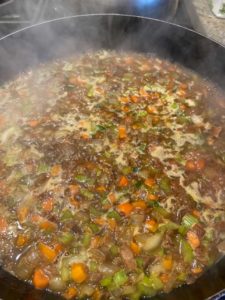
[80,188,94,200]
[107,210,121,221]
[61,210,73,221]
[154,207,170,217]
[136,257,144,268]
[74,174,87,183]
[181,239,194,263]
[122,166,133,175]
[61,266,70,282]
[178,225,189,236]
[82,233,91,248]
[96,124,107,132]
[89,223,100,234]
[113,270,128,287]
[110,245,119,256]
[89,260,98,272]
[58,232,74,245]
[90,207,102,217]
[159,177,171,194]
[37,162,49,174]
[182,214,198,228]
[87,86,94,97]
[100,276,113,287]
[177,272,187,282]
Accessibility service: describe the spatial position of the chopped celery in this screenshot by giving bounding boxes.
[82,233,91,248]
[100,276,113,287]
[58,232,74,245]
[137,110,148,118]
[61,210,73,221]
[113,270,128,287]
[80,188,94,200]
[74,174,87,183]
[89,260,98,272]
[87,86,94,97]
[182,214,198,228]
[181,239,193,263]
[110,244,119,256]
[159,177,171,194]
[96,124,107,132]
[122,166,132,175]
[136,257,144,268]
[37,162,49,174]
[135,180,144,189]
[90,207,102,217]
[177,272,187,282]
[178,225,189,235]
[154,207,170,217]
[148,274,163,290]
[89,223,100,234]
[60,266,70,282]
[137,275,162,295]
[107,210,121,221]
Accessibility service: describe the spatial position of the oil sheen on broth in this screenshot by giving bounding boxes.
[0,51,225,300]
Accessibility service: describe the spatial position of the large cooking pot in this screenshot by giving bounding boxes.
[0,14,225,300]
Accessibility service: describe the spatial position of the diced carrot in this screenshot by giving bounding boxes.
[92,288,102,300]
[191,267,203,274]
[80,132,89,139]
[94,217,106,226]
[39,243,57,263]
[132,200,147,210]
[117,202,133,216]
[108,218,117,231]
[177,89,187,97]
[51,165,62,176]
[187,230,200,249]
[130,241,141,255]
[96,185,106,193]
[163,256,173,271]
[16,234,28,247]
[69,184,80,195]
[148,194,158,201]
[139,87,148,97]
[91,236,102,248]
[71,263,88,283]
[33,268,49,289]
[147,105,157,114]
[42,198,54,212]
[118,125,127,139]
[160,273,170,284]
[119,96,129,103]
[131,95,139,103]
[69,198,80,208]
[196,159,206,171]
[152,116,160,125]
[144,178,155,187]
[0,217,8,234]
[145,219,158,233]
[17,206,29,223]
[54,243,63,254]
[30,214,42,223]
[64,287,78,300]
[192,210,201,219]
[108,192,116,204]
[185,160,196,171]
[118,175,128,187]
[27,120,39,127]
[40,220,57,232]
[122,105,130,112]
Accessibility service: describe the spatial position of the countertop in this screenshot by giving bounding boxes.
[184,0,225,46]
